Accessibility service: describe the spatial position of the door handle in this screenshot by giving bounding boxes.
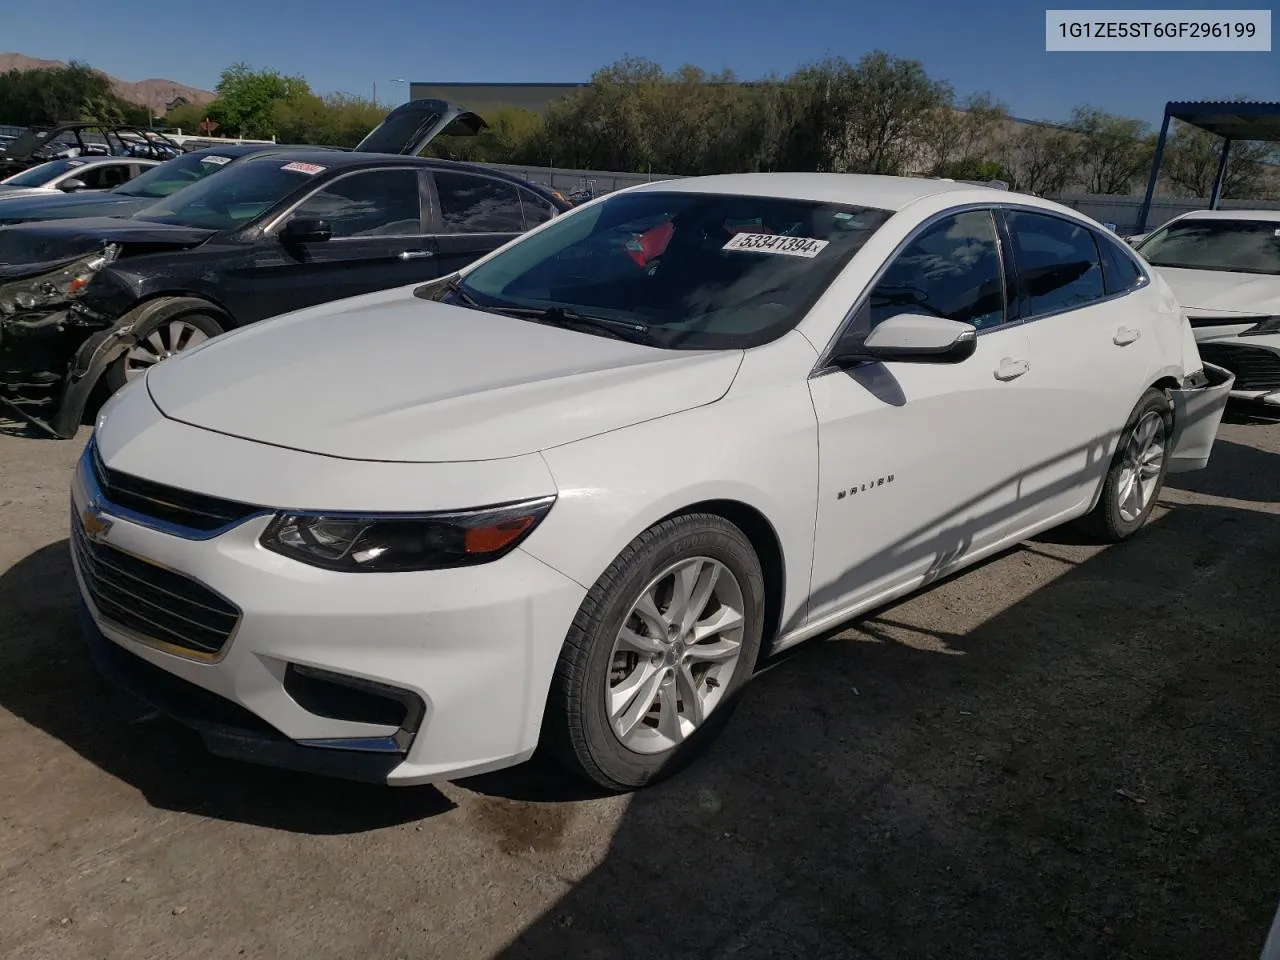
[994,357,1030,381]
[1113,326,1141,346]
[398,250,434,261]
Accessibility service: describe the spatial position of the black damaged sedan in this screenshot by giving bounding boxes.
[0,151,569,436]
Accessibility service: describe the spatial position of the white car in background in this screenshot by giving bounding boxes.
[1135,209,1280,406]
[0,156,159,199]
[74,174,1233,791]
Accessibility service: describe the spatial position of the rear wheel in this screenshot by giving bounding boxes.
[104,299,225,392]
[543,513,766,791]
[1080,387,1172,542]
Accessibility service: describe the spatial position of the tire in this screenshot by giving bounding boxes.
[1079,387,1173,543]
[103,298,226,393]
[543,513,766,792]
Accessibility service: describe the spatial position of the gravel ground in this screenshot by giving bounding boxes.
[1,406,1278,960]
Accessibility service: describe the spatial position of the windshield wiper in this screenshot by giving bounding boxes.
[487,304,664,347]
[443,275,481,308]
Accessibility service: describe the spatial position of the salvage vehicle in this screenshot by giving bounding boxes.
[0,156,162,199]
[0,150,567,436]
[0,145,306,226]
[1134,209,1280,407]
[75,173,1235,791]
[0,122,183,177]
[0,99,488,228]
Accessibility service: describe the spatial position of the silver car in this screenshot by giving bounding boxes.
[0,156,160,200]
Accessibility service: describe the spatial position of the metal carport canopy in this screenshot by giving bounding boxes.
[1135,100,1280,234]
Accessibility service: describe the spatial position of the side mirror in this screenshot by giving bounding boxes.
[59,178,88,193]
[832,314,978,366]
[280,217,332,243]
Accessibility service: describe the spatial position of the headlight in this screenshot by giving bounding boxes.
[0,244,119,315]
[259,496,556,573]
[1241,316,1280,337]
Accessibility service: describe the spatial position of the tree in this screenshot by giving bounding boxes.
[205,63,312,139]
[1070,106,1155,195]
[920,92,1011,178]
[0,61,134,126]
[999,123,1079,196]
[840,51,954,175]
[1162,120,1274,199]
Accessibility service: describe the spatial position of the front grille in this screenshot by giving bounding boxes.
[1198,343,1280,392]
[89,441,261,533]
[72,510,241,658]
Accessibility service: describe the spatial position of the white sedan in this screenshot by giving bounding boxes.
[0,156,159,199]
[74,173,1233,791]
[1134,209,1280,406]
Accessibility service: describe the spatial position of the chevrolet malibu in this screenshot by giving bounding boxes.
[73,174,1234,791]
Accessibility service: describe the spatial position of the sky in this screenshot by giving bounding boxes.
[4,0,1277,127]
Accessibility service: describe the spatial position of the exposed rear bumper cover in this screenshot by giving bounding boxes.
[82,603,402,784]
[1168,362,1235,474]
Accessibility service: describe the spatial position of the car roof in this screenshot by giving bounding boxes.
[186,143,308,159]
[1173,208,1280,224]
[62,155,163,167]
[626,172,1008,211]
[229,149,570,207]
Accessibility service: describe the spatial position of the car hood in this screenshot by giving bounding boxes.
[354,99,487,156]
[0,216,214,268]
[145,288,743,463]
[0,190,149,225]
[1155,266,1280,316]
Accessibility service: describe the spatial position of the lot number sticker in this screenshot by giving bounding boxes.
[281,161,326,175]
[201,155,232,166]
[723,232,829,258]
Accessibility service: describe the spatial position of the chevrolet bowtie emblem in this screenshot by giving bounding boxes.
[81,501,113,543]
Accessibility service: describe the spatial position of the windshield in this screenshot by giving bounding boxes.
[450,190,894,349]
[116,151,245,199]
[1,158,85,187]
[1138,218,1280,276]
[132,156,323,230]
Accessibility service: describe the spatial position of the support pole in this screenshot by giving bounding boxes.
[1209,138,1233,209]
[1135,106,1172,235]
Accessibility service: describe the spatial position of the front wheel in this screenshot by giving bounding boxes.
[1080,387,1173,542]
[543,513,766,791]
[103,299,225,392]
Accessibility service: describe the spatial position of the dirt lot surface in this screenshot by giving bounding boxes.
[1,408,1278,960]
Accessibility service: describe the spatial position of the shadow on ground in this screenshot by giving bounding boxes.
[0,540,456,834]
[490,502,1280,957]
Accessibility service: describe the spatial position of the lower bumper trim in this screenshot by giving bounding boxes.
[81,603,402,784]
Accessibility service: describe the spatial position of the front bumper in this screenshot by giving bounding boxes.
[1167,362,1236,474]
[71,441,587,786]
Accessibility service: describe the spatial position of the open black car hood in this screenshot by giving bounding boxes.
[354,99,487,156]
[0,216,215,272]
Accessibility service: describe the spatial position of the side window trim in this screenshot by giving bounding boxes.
[517,187,556,231]
[261,166,426,240]
[1095,229,1152,296]
[813,202,1009,374]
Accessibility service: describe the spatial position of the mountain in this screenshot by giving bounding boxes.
[0,53,215,111]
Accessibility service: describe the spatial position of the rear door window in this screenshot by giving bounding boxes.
[1004,210,1106,317]
[434,172,525,233]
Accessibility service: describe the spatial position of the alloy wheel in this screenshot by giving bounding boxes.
[123,319,210,380]
[605,556,746,754]
[1116,409,1166,523]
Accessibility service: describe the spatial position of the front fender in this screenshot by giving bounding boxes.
[521,379,820,641]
